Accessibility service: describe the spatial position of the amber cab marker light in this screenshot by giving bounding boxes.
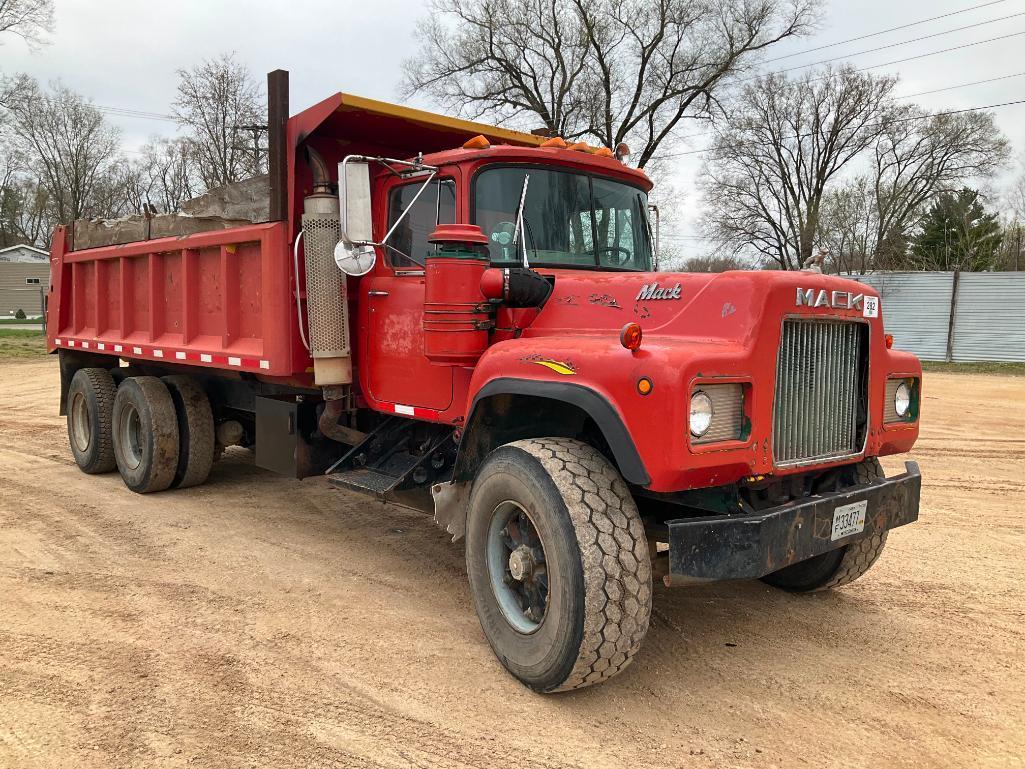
[463,134,490,150]
[620,322,643,351]
[540,136,568,149]
[637,377,653,396]
[885,334,894,349]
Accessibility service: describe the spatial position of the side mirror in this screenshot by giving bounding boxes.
[335,159,377,276]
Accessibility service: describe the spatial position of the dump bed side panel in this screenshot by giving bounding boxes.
[47,222,300,377]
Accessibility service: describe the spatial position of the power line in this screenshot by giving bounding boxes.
[767,11,1025,78]
[900,71,1025,99]
[662,97,1025,158]
[40,3,1025,134]
[667,67,1025,148]
[827,28,1025,80]
[762,0,1009,63]
[665,22,1025,145]
[95,106,176,122]
[30,93,177,122]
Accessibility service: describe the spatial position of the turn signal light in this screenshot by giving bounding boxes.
[637,377,653,396]
[885,334,894,349]
[620,322,643,351]
[463,135,491,150]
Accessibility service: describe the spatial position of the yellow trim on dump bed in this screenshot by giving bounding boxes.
[334,93,544,148]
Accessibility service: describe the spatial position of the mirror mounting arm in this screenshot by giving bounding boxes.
[339,153,439,249]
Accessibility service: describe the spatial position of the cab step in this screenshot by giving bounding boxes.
[327,465,407,496]
[324,415,456,500]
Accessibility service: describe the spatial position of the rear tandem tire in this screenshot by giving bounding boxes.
[111,377,180,494]
[465,438,652,693]
[66,367,118,474]
[761,458,889,593]
[161,375,215,489]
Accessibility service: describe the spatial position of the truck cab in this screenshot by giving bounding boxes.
[48,77,923,693]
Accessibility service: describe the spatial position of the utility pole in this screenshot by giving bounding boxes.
[1016,226,1021,272]
[237,124,268,174]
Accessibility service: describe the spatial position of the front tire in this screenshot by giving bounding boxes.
[762,458,889,592]
[465,438,652,692]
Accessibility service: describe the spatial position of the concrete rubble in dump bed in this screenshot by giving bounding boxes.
[71,175,271,251]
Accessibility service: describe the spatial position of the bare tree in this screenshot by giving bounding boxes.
[90,158,148,220]
[869,108,1007,260]
[6,79,122,226]
[701,67,897,270]
[818,176,876,274]
[817,108,1008,273]
[402,0,818,167]
[173,53,265,190]
[0,71,32,112]
[0,0,53,47]
[680,253,750,272]
[130,137,198,213]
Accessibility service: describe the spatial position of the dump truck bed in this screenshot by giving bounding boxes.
[46,88,543,380]
[47,222,300,377]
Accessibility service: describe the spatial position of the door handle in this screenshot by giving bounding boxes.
[367,290,389,297]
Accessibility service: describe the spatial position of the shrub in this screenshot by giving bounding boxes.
[14,309,26,320]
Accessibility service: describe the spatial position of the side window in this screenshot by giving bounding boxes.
[591,177,649,269]
[386,179,456,269]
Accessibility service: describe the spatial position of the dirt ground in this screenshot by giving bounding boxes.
[0,355,1022,769]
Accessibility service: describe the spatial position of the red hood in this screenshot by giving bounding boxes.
[522,269,880,341]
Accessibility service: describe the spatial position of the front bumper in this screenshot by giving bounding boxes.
[664,461,921,586]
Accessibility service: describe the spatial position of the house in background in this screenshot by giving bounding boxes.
[0,244,49,319]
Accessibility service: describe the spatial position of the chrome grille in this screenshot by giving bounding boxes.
[773,319,867,466]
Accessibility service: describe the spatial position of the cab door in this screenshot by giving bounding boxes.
[361,178,456,412]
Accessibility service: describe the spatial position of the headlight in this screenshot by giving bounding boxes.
[894,381,911,417]
[690,391,714,437]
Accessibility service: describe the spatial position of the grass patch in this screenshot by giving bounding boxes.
[0,317,44,325]
[922,360,1025,376]
[0,328,47,359]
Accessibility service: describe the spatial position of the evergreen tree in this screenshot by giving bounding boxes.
[910,188,1002,271]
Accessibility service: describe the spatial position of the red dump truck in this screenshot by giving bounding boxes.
[47,71,922,692]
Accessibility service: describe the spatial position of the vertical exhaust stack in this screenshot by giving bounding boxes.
[267,69,351,385]
[302,146,352,385]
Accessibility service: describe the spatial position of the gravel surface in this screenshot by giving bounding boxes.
[1,356,1022,768]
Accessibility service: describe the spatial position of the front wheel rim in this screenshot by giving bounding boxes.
[486,500,550,634]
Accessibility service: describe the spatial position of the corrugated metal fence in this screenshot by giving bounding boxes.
[848,272,1025,363]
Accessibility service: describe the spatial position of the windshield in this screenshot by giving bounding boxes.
[473,166,653,271]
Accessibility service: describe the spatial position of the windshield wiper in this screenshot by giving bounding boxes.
[513,173,531,268]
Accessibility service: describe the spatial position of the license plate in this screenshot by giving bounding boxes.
[831,500,868,541]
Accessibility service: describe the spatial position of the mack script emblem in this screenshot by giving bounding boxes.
[797,287,864,310]
[636,282,682,301]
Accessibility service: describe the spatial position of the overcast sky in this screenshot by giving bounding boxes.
[3,0,1024,251]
